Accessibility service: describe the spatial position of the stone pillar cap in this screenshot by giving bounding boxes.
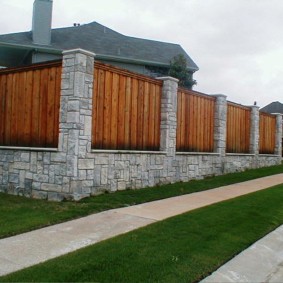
[63,48,96,57]
[211,94,227,99]
[157,76,179,83]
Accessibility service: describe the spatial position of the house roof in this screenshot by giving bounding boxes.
[260,101,283,114]
[0,21,199,71]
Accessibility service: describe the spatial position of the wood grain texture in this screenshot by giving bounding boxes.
[176,88,215,152]
[0,61,62,147]
[259,112,276,154]
[226,102,251,153]
[92,62,162,150]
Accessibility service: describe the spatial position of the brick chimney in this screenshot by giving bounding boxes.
[32,0,53,45]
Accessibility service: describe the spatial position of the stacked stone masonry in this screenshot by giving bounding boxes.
[0,49,282,201]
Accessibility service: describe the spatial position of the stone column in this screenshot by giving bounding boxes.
[59,49,95,198]
[213,95,227,156]
[158,77,179,156]
[274,114,282,156]
[249,106,260,154]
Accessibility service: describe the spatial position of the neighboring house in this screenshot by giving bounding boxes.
[0,0,198,82]
[260,101,283,114]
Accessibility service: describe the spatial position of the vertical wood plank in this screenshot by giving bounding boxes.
[137,80,144,149]
[46,67,56,147]
[31,70,41,147]
[124,77,131,149]
[142,82,150,149]
[148,83,155,148]
[0,75,6,144]
[178,91,183,150]
[5,74,13,145]
[130,78,138,149]
[103,71,112,148]
[96,69,105,148]
[10,73,19,145]
[117,75,126,149]
[23,70,33,146]
[110,72,119,148]
[199,97,204,151]
[39,68,48,147]
[92,68,99,148]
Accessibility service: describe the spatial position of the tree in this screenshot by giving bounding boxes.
[168,54,196,89]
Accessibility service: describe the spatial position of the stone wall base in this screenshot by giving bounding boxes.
[0,149,281,201]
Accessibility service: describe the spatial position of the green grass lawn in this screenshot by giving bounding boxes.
[1,164,283,239]
[2,183,283,282]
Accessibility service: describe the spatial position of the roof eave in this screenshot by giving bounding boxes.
[0,41,63,54]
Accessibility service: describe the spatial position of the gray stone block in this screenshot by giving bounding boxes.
[78,159,94,170]
[9,174,19,184]
[33,174,49,183]
[48,192,65,202]
[20,152,30,162]
[95,156,109,165]
[32,190,48,200]
[41,183,62,192]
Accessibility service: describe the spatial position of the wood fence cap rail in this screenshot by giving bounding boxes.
[227,100,251,110]
[178,87,216,101]
[94,61,163,85]
[0,60,62,75]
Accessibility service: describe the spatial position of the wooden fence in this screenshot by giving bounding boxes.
[259,112,276,154]
[176,89,215,152]
[0,61,62,148]
[92,62,162,150]
[0,59,279,155]
[226,102,251,153]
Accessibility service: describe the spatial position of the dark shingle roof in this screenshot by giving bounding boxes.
[260,101,283,114]
[0,21,198,70]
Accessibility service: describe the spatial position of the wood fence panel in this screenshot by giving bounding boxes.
[92,62,162,150]
[0,61,62,148]
[176,89,215,152]
[259,113,276,154]
[226,103,251,153]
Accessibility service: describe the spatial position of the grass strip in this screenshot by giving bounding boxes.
[2,184,283,282]
[1,163,283,239]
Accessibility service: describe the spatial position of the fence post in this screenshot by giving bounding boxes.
[213,95,227,157]
[59,48,95,198]
[157,77,179,156]
[274,114,282,156]
[249,106,260,155]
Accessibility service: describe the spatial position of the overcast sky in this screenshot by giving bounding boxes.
[1,0,283,108]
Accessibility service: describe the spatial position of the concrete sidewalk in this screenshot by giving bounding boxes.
[1,174,283,278]
[201,224,283,283]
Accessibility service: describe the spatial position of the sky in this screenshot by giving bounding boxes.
[1,0,283,108]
